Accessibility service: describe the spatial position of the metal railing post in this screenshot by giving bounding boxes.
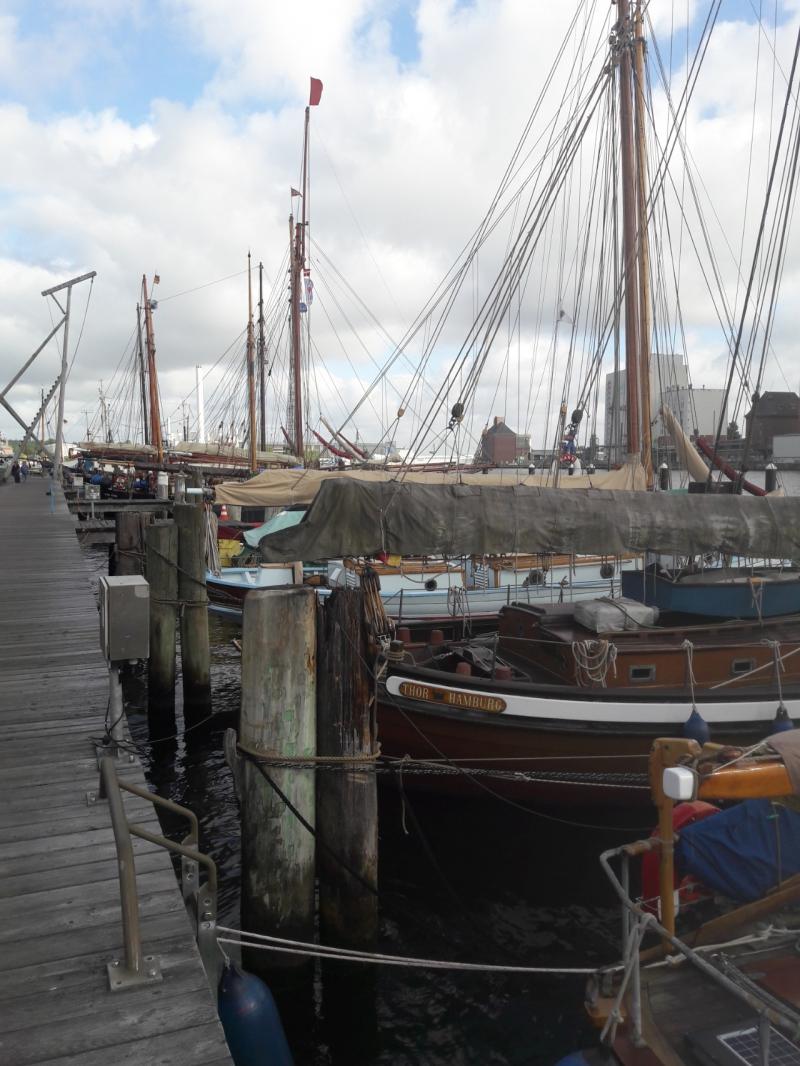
[96,758,219,990]
[99,757,162,990]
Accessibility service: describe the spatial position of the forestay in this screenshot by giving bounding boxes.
[255,480,800,561]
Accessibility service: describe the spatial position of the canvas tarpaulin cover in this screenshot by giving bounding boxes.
[214,461,647,507]
[675,799,800,903]
[255,479,800,561]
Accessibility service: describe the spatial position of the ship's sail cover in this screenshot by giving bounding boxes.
[256,479,800,561]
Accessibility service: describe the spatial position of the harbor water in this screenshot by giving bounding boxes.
[83,468,799,1065]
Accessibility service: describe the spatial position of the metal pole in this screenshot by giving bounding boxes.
[100,756,143,978]
[53,284,72,483]
[108,663,125,748]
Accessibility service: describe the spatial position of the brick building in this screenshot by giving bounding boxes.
[744,392,800,454]
[476,417,526,466]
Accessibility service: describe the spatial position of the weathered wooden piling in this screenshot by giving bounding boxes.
[145,519,178,713]
[173,502,211,714]
[113,510,153,576]
[316,587,379,948]
[240,586,317,974]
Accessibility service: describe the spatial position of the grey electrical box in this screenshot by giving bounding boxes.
[99,576,150,662]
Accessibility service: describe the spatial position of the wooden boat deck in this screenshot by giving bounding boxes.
[0,478,231,1065]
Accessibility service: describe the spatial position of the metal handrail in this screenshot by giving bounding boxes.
[98,756,218,991]
[597,841,800,1050]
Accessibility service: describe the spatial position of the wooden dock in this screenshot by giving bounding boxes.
[0,479,232,1066]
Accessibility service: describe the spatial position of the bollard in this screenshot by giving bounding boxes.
[240,586,317,978]
[658,462,671,492]
[145,520,178,714]
[173,503,211,715]
[316,590,378,950]
[765,462,778,494]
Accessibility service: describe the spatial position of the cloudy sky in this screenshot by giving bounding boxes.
[1,0,799,457]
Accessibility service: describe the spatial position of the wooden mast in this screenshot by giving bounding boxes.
[615,0,641,462]
[633,0,654,487]
[258,261,266,452]
[136,303,149,445]
[141,274,163,463]
[289,105,311,466]
[246,252,257,473]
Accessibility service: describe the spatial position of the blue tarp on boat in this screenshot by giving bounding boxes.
[675,798,800,902]
[244,508,306,548]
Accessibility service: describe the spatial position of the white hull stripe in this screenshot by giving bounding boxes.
[385,674,797,725]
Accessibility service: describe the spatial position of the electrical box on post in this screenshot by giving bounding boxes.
[99,576,150,662]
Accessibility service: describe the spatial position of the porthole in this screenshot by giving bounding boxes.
[629,665,655,682]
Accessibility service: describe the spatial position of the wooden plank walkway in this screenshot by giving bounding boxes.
[0,478,232,1066]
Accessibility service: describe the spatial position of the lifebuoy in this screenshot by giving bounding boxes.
[641,800,719,916]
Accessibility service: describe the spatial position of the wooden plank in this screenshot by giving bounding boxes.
[5,1022,230,1066]
[0,480,231,1065]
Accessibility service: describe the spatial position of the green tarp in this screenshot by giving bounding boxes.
[255,479,800,561]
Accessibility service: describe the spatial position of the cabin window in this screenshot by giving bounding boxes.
[731,658,755,677]
[629,665,655,683]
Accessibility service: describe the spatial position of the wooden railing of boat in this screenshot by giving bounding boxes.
[649,737,794,940]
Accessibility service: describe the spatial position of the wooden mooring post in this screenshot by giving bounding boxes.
[316,588,379,948]
[239,586,317,978]
[144,519,178,715]
[112,510,153,576]
[173,502,211,715]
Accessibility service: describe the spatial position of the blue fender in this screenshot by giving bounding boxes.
[218,961,294,1066]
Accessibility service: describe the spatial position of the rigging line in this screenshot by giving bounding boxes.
[646,7,785,399]
[311,242,441,410]
[310,285,389,429]
[734,0,764,323]
[334,0,603,435]
[399,11,613,463]
[157,268,250,303]
[403,70,610,469]
[711,18,800,466]
[575,2,726,414]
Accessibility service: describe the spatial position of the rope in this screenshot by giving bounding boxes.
[767,638,787,712]
[216,926,611,975]
[682,639,698,712]
[237,747,379,897]
[238,738,378,767]
[571,638,618,686]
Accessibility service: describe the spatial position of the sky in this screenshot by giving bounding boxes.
[1,0,800,458]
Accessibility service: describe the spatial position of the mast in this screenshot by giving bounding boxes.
[289,104,311,465]
[614,0,641,462]
[246,252,257,473]
[258,260,266,451]
[633,0,654,486]
[136,302,149,445]
[141,274,163,463]
[40,389,45,454]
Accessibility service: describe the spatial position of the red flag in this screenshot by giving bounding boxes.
[290,187,302,198]
[309,77,323,106]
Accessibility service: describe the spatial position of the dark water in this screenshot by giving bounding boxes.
[85,547,650,1065]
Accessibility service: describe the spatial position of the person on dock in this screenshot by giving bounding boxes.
[20,460,29,481]
[10,460,20,484]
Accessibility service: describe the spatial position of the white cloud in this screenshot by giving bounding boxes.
[1,0,800,456]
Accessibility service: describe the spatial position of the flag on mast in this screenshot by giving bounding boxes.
[309,77,323,106]
[290,187,303,198]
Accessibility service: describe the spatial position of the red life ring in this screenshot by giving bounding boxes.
[641,800,719,916]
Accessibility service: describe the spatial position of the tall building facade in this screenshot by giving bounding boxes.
[605,353,690,454]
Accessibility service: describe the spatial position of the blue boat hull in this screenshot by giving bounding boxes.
[621,569,800,619]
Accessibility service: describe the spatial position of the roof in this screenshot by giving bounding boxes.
[748,392,800,417]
